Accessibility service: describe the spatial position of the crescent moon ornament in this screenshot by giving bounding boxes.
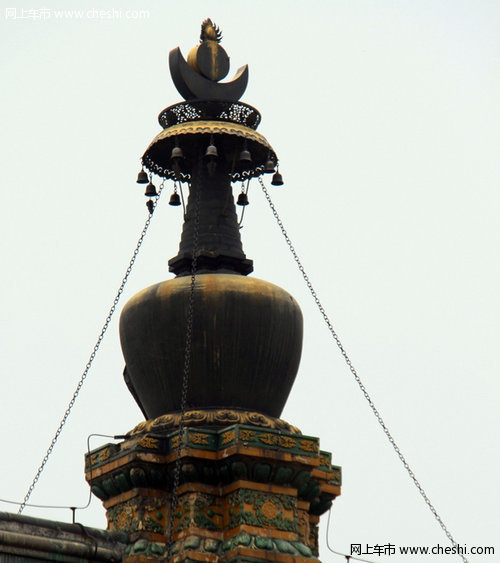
[169,19,249,101]
[169,47,248,102]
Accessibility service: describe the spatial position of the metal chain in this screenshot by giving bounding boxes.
[166,181,201,558]
[258,176,468,563]
[18,182,166,514]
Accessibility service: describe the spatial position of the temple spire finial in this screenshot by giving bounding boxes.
[170,18,247,100]
[200,18,222,43]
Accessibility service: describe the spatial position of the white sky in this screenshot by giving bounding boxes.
[1,1,499,561]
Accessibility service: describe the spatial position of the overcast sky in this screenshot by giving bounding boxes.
[1,1,499,561]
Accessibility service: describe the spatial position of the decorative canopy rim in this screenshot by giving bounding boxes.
[142,120,276,183]
[146,121,272,151]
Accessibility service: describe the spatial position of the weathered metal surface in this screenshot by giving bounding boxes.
[169,46,248,103]
[119,273,303,419]
[187,39,230,82]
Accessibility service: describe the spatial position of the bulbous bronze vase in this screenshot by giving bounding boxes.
[120,273,303,420]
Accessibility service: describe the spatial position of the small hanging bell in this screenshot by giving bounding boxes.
[136,169,149,184]
[204,138,218,175]
[237,192,249,206]
[239,148,252,164]
[171,146,184,161]
[205,143,218,159]
[271,171,284,186]
[169,191,181,206]
[145,181,158,197]
[264,159,275,174]
[146,199,154,213]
